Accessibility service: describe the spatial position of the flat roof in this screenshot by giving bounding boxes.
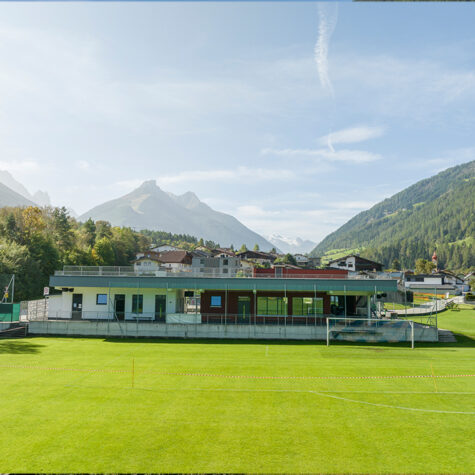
[50,274,398,294]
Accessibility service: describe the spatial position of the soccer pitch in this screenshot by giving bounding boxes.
[1,312,474,473]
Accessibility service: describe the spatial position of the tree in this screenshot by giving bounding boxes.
[470,278,475,292]
[253,243,260,251]
[83,218,96,247]
[22,206,45,240]
[275,253,297,266]
[51,207,74,251]
[415,258,435,274]
[92,237,115,266]
[95,220,112,240]
[391,258,401,271]
[0,239,42,300]
[239,244,247,253]
[270,247,277,254]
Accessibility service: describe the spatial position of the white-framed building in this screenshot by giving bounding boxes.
[328,255,383,272]
[192,256,242,277]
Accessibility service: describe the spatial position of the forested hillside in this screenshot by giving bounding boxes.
[311,161,475,271]
[0,206,218,301]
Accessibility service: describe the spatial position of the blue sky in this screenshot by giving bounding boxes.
[0,2,474,243]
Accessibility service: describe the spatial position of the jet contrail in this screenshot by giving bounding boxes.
[314,3,338,98]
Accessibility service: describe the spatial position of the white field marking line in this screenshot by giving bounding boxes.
[62,385,474,415]
[59,353,126,398]
[307,390,475,415]
[431,363,438,393]
[1,364,475,381]
[265,345,269,357]
[133,388,475,396]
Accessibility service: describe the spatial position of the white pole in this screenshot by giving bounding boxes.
[326,317,330,346]
[410,320,414,349]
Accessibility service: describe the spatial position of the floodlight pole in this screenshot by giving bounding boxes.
[11,274,15,304]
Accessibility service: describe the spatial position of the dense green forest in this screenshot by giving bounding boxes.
[0,206,218,301]
[311,161,475,271]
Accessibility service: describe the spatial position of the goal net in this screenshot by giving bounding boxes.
[326,317,415,348]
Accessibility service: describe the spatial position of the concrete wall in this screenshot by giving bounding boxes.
[28,320,438,342]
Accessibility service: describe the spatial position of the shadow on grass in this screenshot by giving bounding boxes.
[0,339,45,354]
[99,335,475,349]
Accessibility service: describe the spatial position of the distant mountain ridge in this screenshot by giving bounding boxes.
[0,181,35,207]
[311,160,475,270]
[0,170,51,206]
[79,180,274,250]
[266,233,316,254]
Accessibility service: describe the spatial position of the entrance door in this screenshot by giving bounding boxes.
[114,294,125,321]
[155,295,167,322]
[72,294,83,320]
[237,296,251,324]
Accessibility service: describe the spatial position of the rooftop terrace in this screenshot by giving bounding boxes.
[54,266,396,281]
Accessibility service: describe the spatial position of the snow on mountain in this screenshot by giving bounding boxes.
[266,233,316,254]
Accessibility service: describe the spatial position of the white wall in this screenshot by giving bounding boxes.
[52,286,178,319]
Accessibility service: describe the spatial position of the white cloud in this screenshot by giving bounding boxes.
[157,167,295,186]
[76,160,91,171]
[318,125,385,146]
[314,3,338,97]
[0,159,40,173]
[261,147,381,163]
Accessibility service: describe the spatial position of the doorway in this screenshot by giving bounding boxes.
[155,295,167,322]
[71,294,83,320]
[114,294,125,321]
[237,296,251,324]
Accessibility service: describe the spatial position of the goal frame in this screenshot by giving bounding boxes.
[326,316,414,349]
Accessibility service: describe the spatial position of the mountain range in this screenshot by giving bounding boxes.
[311,160,475,270]
[79,180,274,250]
[266,233,316,254]
[0,171,51,207]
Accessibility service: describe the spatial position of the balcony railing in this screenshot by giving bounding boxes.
[54,266,396,280]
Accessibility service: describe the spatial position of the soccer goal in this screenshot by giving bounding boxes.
[326,317,415,348]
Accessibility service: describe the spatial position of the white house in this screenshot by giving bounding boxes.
[158,250,193,271]
[328,255,383,272]
[131,252,162,273]
[294,254,309,265]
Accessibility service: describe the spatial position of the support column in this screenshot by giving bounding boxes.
[367,294,371,318]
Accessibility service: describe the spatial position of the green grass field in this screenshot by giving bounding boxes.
[1,310,474,473]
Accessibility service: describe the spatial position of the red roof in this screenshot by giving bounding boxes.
[158,250,193,264]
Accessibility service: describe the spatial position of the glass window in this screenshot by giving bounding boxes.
[210,296,222,307]
[257,296,288,316]
[96,294,107,305]
[223,259,228,265]
[292,297,323,316]
[132,294,143,313]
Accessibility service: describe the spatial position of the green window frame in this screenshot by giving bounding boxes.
[132,294,143,314]
[257,296,288,316]
[292,297,323,316]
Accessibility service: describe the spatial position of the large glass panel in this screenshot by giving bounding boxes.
[257,296,288,315]
[292,297,324,316]
[132,294,143,314]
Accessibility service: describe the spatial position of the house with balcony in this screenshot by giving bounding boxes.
[192,256,242,277]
